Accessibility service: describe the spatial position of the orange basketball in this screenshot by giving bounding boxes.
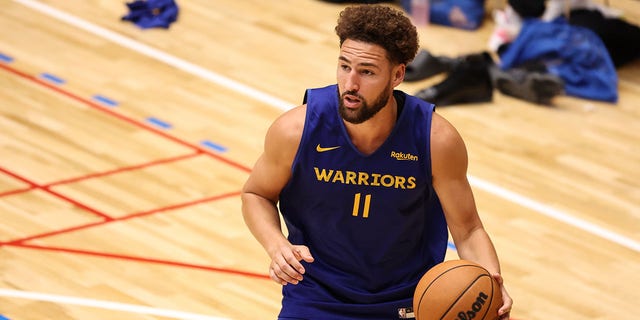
[413,259,502,320]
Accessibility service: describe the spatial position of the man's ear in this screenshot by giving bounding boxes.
[393,64,406,87]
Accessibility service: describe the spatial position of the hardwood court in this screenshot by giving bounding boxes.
[0,0,638,319]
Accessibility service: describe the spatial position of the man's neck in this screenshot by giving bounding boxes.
[344,97,397,155]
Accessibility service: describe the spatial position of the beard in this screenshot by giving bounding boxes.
[338,84,392,124]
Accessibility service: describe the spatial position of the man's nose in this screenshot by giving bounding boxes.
[345,71,360,92]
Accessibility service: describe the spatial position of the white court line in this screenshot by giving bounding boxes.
[13,0,639,251]
[12,0,292,111]
[468,177,640,252]
[0,289,229,320]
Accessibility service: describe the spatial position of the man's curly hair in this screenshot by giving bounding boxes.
[335,5,419,65]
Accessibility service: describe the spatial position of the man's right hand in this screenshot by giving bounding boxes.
[269,244,315,285]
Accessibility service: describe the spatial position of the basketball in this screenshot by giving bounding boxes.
[413,259,502,320]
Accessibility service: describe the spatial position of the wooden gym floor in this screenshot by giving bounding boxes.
[0,0,638,319]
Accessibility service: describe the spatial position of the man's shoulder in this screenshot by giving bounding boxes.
[264,105,306,162]
[273,105,306,135]
[430,112,465,156]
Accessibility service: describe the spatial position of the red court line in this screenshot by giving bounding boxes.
[0,151,203,198]
[0,169,38,197]
[0,165,38,188]
[0,62,260,280]
[45,187,114,221]
[0,186,37,197]
[9,242,270,280]
[1,219,109,246]
[47,151,204,187]
[0,62,252,234]
[0,62,251,174]
[2,190,241,245]
[0,165,112,220]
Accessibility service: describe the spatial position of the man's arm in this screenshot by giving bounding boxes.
[430,112,512,318]
[241,105,314,285]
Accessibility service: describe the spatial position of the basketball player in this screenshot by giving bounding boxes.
[241,4,512,319]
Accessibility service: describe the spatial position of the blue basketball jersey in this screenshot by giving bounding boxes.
[278,84,447,319]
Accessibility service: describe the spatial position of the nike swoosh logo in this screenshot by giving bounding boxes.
[316,144,341,152]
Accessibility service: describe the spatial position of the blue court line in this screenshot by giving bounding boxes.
[92,94,119,107]
[40,72,66,85]
[146,117,172,129]
[0,314,10,320]
[200,140,227,153]
[0,53,13,63]
[447,241,456,251]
